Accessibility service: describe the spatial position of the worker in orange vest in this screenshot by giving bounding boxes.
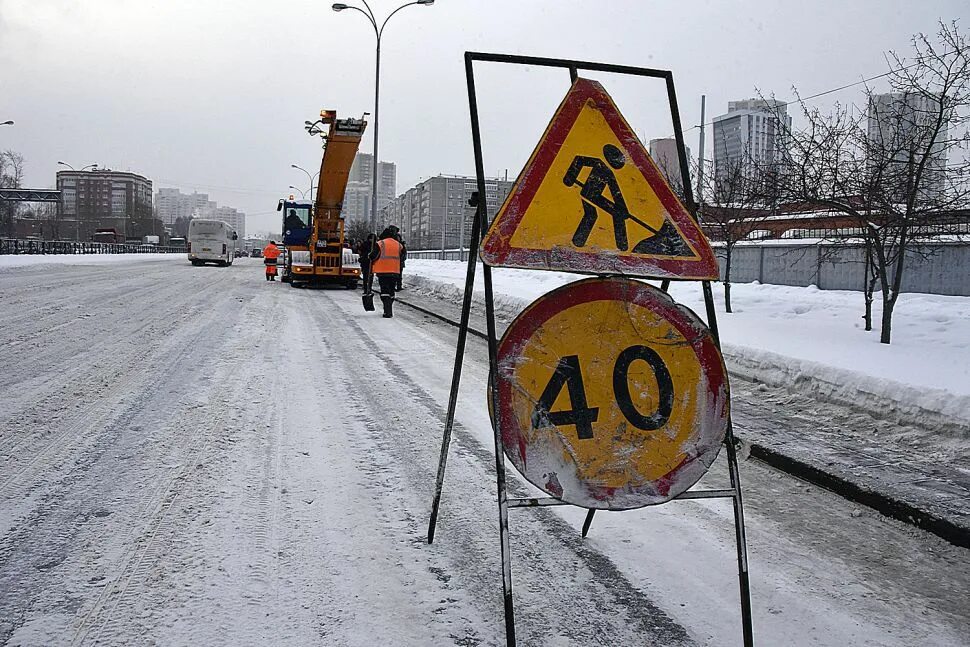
[263,241,281,281]
[368,226,402,317]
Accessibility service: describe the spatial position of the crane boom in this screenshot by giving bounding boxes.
[279,109,368,288]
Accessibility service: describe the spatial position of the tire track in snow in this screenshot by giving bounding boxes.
[306,289,696,647]
[0,270,250,644]
[69,289,258,646]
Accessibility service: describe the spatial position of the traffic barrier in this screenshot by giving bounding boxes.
[0,238,186,255]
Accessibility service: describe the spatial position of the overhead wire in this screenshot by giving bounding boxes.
[682,50,955,134]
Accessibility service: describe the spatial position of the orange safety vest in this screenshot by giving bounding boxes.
[372,238,402,274]
[263,244,280,260]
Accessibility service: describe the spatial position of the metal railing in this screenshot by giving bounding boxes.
[406,248,470,262]
[0,239,186,255]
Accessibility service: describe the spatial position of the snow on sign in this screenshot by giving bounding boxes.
[480,77,719,280]
[491,277,729,509]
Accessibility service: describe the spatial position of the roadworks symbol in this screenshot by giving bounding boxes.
[480,77,719,280]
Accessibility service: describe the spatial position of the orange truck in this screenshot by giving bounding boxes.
[279,109,367,288]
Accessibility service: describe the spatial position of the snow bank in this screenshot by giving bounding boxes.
[403,259,970,431]
[0,253,185,272]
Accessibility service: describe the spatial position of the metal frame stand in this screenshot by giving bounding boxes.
[426,52,754,647]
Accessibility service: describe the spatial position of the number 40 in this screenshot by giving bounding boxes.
[530,345,674,440]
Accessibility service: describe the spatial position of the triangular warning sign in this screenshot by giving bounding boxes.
[481,78,719,281]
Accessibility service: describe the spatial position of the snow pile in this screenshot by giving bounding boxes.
[403,259,970,430]
[0,253,185,272]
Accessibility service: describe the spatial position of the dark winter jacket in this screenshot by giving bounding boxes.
[357,236,376,269]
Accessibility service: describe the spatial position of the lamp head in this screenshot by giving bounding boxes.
[0,120,13,126]
[332,3,348,11]
[416,0,434,4]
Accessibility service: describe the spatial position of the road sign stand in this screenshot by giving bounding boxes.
[427,52,754,647]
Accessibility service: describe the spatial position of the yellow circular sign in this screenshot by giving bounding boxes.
[491,277,729,509]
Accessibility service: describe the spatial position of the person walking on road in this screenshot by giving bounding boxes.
[263,240,281,281]
[369,227,402,318]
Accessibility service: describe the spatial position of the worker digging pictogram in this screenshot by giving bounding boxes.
[479,76,719,281]
[563,144,691,256]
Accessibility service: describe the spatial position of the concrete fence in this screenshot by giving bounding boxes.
[408,241,970,297]
[719,241,970,296]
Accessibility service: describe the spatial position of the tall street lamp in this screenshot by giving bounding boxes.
[290,164,319,199]
[332,0,434,230]
[57,161,99,240]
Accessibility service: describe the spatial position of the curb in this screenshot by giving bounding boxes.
[748,444,969,549]
[398,295,970,551]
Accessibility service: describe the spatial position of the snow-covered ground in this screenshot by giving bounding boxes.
[1,257,967,646]
[402,259,970,429]
[0,252,186,272]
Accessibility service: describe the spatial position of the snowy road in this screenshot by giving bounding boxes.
[1,257,967,646]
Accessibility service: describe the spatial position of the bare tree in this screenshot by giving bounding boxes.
[0,150,25,237]
[697,150,776,313]
[772,21,970,343]
[345,218,372,244]
[38,203,63,240]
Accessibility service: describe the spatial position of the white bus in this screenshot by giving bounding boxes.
[187,219,238,266]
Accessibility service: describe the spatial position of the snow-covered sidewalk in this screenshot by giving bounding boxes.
[402,259,970,430]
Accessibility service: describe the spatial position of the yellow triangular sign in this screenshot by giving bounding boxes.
[481,78,719,280]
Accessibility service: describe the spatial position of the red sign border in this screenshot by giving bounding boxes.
[481,77,719,280]
[494,277,729,509]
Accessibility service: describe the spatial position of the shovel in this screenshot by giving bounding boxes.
[362,271,375,311]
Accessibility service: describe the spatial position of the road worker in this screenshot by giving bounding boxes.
[263,240,281,281]
[395,234,407,291]
[369,226,402,318]
[357,233,377,293]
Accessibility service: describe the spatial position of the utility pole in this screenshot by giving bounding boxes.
[696,95,706,205]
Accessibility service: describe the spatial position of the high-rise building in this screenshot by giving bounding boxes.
[154,187,245,237]
[342,153,397,223]
[648,138,691,192]
[379,175,513,250]
[212,206,246,238]
[155,189,212,225]
[57,169,153,240]
[712,99,791,193]
[867,92,947,201]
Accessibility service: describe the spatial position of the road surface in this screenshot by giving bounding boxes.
[0,256,967,646]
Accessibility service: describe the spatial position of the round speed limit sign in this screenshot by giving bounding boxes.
[491,277,729,509]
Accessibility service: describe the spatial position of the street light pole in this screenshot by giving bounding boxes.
[288,185,308,200]
[290,164,314,199]
[333,0,434,231]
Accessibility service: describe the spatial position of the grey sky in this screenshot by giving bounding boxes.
[1,0,966,234]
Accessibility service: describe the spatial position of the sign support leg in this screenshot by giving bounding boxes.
[427,198,486,544]
[724,419,754,647]
[485,263,517,646]
[581,509,596,537]
[701,279,754,647]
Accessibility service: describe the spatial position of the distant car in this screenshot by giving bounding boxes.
[251,248,262,258]
[234,249,243,258]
